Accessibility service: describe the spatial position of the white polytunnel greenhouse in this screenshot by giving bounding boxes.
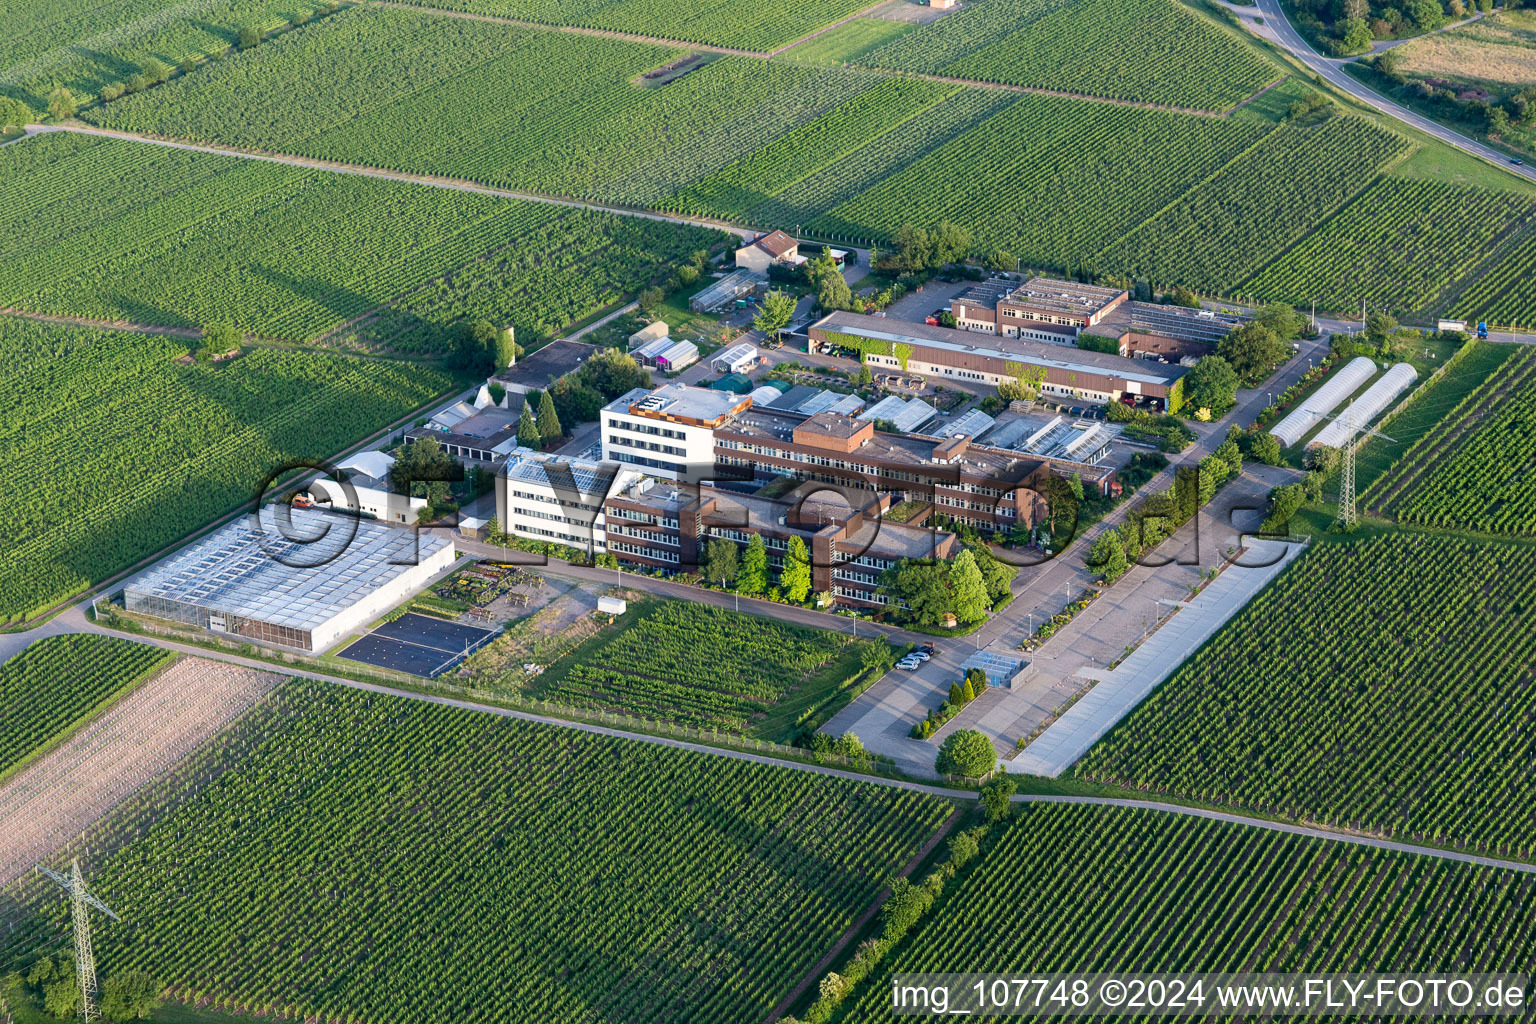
[1309,362,1418,449]
[1267,356,1377,447]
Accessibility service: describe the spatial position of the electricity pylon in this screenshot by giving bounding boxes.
[1318,412,1394,531]
[36,859,120,1022]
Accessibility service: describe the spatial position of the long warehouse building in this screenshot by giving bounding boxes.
[808,312,1187,411]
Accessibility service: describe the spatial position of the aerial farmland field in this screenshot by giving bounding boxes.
[822,802,1536,1022]
[1075,532,1536,859]
[509,600,894,737]
[51,681,952,1024]
[0,131,719,348]
[1241,178,1536,317]
[1366,346,1536,534]
[0,317,451,624]
[864,0,1282,110]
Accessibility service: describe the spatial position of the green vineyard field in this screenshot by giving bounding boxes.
[1075,533,1536,859]
[1367,347,1536,534]
[811,95,1270,265]
[828,802,1536,1022]
[1242,178,1536,317]
[0,132,717,350]
[663,78,960,222]
[1450,225,1536,327]
[524,601,889,736]
[943,0,1279,111]
[0,636,170,779]
[0,318,452,623]
[83,5,874,206]
[1098,117,1410,294]
[394,0,877,52]
[1353,341,1515,501]
[0,0,319,112]
[79,681,950,1024]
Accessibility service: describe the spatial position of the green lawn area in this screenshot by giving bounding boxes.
[779,18,914,64]
[519,598,892,740]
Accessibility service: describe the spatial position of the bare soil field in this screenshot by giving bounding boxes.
[0,655,282,883]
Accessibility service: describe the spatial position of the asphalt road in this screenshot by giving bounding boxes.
[1251,0,1536,184]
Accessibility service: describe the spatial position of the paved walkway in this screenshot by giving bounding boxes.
[1011,537,1306,776]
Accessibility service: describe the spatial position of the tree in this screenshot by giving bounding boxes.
[928,220,971,267]
[704,537,738,587]
[1364,311,1399,346]
[0,96,35,129]
[580,346,649,399]
[516,401,540,448]
[238,24,262,49]
[984,249,1015,272]
[960,675,977,702]
[48,87,76,120]
[780,535,812,603]
[140,56,170,84]
[890,224,932,273]
[101,971,162,1022]
[44,978,83,1019]
[753,289,796,342]
[1248,431,1283,465]
[881,560,953,625]
[935,728,994,778]
[457,319,498,374]
[1183,355,1240,414]
[1067,472,1084,501]
[738,534,768,595]
[537,389,562,442]
[389,436,457,505]
[964,541,1013,603]
[949,681,965,706]
[1165,286,1200,308]
[125,72,148,93]
[980,775,1016,821]
[1218,323,1288,379]
[199,322,241,356]
[950,549,990,624]
[28,956,59,987]
[495,326,520,369]
[638,286,665,310]
[1088,528,1129,582]
[1253,301,1307,342]
[816,271,852,312]
[856,364,873,387]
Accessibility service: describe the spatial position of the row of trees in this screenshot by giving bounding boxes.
[1087,429,1246,582]
[701,534,814,603]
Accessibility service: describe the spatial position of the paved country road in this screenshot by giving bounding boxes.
[1251,0,1536,184]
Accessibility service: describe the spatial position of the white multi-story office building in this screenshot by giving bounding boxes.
[599,384,751,482]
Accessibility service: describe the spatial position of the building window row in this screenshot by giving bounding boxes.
[608,434,685,457]
[606,417,684,441]
[610,541,679,563]
[608,524,679,547]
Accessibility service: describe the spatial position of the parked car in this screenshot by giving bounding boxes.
[919,642,936,655]
[908,650,932,662]
[897,657,922,670]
